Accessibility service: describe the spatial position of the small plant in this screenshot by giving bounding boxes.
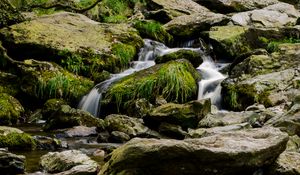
[59,50,87,75]
[112,43,136,69]
[263,37,300,52]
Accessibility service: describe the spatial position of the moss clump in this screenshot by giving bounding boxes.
[156,50,203,67]
[0,93,24,125]
[112,43,137,69]
[104,59,200,112]
[0,132,37,150]
[133,20,173,44]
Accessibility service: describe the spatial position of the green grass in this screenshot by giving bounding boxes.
[259,37,300,52]
[112,43,136,69]
[59,50,86,75]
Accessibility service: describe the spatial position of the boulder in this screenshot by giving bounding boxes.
[19,60,94,104]
[146,0,210,23]
[100,127,288,175]
[0,71,20,96]
[41,98,68,119]
[164,12,229,39]
[64,126,97,137]
[193,0,279,13]
[102,59,201,114]
[267,151,300,175]
[0,126,37,150]
[158,122,187,139]
[0,0,24,28]
[232,3,300,27]
[0,148,25,175]
[155,49,204,67]
[145,99,211,129]
[40,150,98,174]
[0,93,24,125]
[44,105,105,131]
[0,12,143,78]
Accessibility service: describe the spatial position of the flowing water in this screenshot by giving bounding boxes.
[79,39,226,116]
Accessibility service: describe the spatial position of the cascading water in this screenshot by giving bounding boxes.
[79,39,226,116]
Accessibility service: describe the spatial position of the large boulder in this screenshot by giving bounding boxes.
[145,99,211,129]
[100,127,288,175]
[0,93,24,125]
[19,60,94,104]
[231,3,300,27]
[164,12,229,39]
[0,148,25,174]
[102,59,201,114]
[0,126,37,150]
[0,12,143,78]
[0,0,24,28]
[40,150,98,174]
[146,0,210,23]
[193,0,279,13]
[44,105,105,131]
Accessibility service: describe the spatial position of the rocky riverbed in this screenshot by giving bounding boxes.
[0,0,300,174]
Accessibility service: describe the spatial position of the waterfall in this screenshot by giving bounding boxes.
[197,56,226,108]
[78,39,226,116]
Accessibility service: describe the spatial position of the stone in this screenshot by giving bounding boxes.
[0,71,20,96]
[0,148,25,175]
[40,150,98,174]
[0,12,143,78]
[64,126,97,137]
[42,99,68,119]
[100,127,288,175]
[286,135,300,152]
[34,135,61,150]
[44,105,105,131]
[0,0,24,28]
[164,12,229,38]
[158,122,187,139]
[108,131,131,143]
[193,0,279,13]
[0,93,24,125]
[146,99,211,129]
[267,151,300,175]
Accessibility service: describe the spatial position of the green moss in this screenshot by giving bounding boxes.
[104,59,200,111]
[0,93,24,125]
[259,37,300,53]
[112,43,136,69]
[0,132,37,150]
[133,20,173,44]
[156,50,203,67]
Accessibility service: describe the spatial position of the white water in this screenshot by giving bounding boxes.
[197,56,226,108]
[79,39,226,116]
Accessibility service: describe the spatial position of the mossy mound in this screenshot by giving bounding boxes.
[133,20,173,45]
[0,0,24,28]
[0,93,24,125]
[155,49,203,67]
[19,60,94,104]
[0,71,20,96]
[0,12,143,79]
[0,126,37,150]
[103,59,201,113]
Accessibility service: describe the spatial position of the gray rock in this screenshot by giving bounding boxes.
[158,122,187,139]
[108,131,131,143]
[267,151,300,175]
[100,127,288,175]
[64,126,97,137]
[40,150,98,174]
[0,149,25,175]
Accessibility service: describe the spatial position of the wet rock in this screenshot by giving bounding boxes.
[40,150,98,174]
[103,59,201,114]
[64,126,97,137]
[104,114,160,139]
[155,49,204,67]
[286,135,300,152]
[0,148,25,175]
[164,12,229,39]
[0,0,24,28]
[146,0,210,23]
[0,71,20,96]
[44,105,105,131]
[100,127,288,175]
[42,99,68,119]
[108,131,131,143]
[193,0,279,13]
[34,135,61,150]
[146,99,211,129]
[126,98,153,118]
[0,126,37,150]
[188,123,250,138]
[0,93,24,125]
[267,151,300,175]
[158,122,187,139]
[0,12,143,77]
[232,3,300,27]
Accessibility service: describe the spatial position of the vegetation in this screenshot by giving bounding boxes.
[104,60,200,111]
[0,93,24,125]
[0,132,37,150]
[259,37,300,52]
[133,20,173,44]
[112,43,136,69]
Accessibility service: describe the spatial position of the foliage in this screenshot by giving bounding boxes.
[104,60,200,111]
[259,37,300,52]
[0,132,37,150]
[59,49,86,75]
[133,20,173,44]
[112,43,136,69]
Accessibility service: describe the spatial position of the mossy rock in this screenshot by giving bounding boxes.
[41,98,68,119]
[102,59,201,114]
[133,20,173,45]
[0,12,143,79]
[0,71,20,96]
[19,60,94,104]
[155,49,203,67]
[0,126,37,150]
[44,105,105,131]
[0,0,24,28]
[0,93,24,125]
